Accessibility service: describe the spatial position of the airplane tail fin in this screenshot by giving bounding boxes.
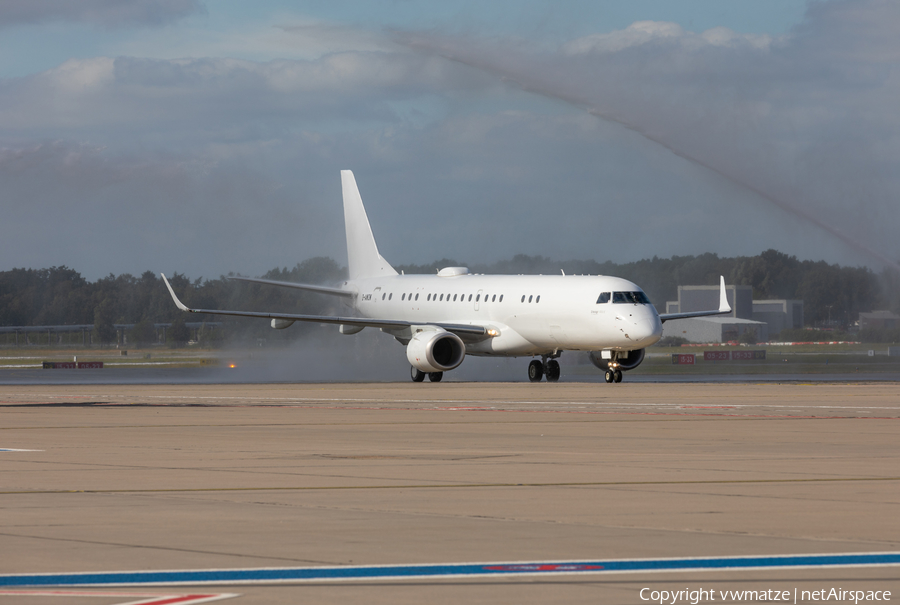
[341,170,398,280]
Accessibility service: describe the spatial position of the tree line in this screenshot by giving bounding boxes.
[1,250,897,345]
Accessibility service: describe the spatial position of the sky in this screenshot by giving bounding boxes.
[1,0,898,281]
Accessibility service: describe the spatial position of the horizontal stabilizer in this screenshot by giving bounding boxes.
[228,276,354,298]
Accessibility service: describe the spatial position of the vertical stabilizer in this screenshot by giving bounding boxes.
[341,170,398,280]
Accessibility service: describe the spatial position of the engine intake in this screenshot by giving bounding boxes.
[406,330,466,373]
[589,349,645,371]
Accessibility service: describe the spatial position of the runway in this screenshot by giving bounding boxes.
[1,382,898,604]
[4,365,900,385]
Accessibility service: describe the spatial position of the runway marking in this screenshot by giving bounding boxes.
[2,400,899,421]
[2,476,898,495]
[6,392,900,411]
[0,589,237,603]
[2,552,899,586]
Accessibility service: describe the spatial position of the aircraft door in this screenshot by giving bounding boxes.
[475,289,483,311]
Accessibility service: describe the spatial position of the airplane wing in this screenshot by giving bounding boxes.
[228,276,354,298]
[161,273,486,336]
[658,275,732,323]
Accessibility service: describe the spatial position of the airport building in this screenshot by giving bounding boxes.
[858,310,900,330]
[662,284,802,343]
[752,299,804,334]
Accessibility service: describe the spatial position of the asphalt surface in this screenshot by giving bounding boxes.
[1,382,898,604]
[4,365,900,384]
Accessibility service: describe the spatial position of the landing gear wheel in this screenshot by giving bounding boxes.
[428,371,443,382]
[528,360,544,382]
[546,359,560,382]
[614,370,623,383]
[411,366,425,382]
[604,369,615,383]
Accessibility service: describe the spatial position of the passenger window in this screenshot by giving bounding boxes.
[468,294,472,301]
[536,295,540,303]
[401,293,406,301]
[492,295,496,302]
[597,292,610,304]
[528,295,533,303]
[382,293,386,300]
[499,295,503,302]
[453,294,457,301]
[415,294,419,301]
[389,293,392,300]
[440,294,444,301]
[521,295,525,302]
[476,294,480,302]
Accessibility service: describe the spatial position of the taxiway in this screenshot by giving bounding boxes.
[1,382,898,604]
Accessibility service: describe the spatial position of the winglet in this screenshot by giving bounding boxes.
[718,276,732,313]
[161,273,190,312]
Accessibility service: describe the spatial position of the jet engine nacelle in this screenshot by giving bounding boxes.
[589,348,645,371]
[406,330,466,373]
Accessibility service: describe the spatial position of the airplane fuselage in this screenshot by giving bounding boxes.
[350,273,663,356]
[162,170,728,383]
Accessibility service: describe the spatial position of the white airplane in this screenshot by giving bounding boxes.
[162,171,731,383]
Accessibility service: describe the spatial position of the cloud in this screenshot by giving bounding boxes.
[562,21,774,55]
[0,51,486,138]
[3,3,899,280]
[0,0,204,28]
[0,140,348,279]
[398,0,900,270]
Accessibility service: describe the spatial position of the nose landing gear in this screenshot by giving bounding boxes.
[603,351,625,384]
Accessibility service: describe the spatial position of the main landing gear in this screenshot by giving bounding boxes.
[410,367,443,382]
[604,368,623,383]
[528,355,561,383]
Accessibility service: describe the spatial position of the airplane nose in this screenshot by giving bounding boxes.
[627,317,662,347]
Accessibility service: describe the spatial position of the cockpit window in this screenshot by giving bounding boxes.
[597,292,610,304]
[613,291,651,304]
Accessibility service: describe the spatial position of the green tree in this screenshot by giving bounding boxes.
[167,316,190,347]
[92,298,117,347]
[129,317,156,348]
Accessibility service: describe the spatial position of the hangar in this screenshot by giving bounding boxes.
[662,284,801,343]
